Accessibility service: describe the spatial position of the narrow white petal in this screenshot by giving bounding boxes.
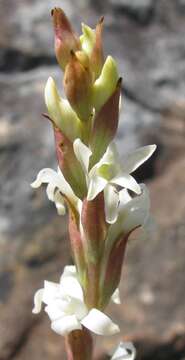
[54,190,66,215]
[32,288,44,314]
[51,315,82,336]
[122,145,157,174]
[98,142,119,167]
[104,184,119,224]
[81,309,120,336]
[42,281,60,305]
[111,288,121,304]
[111,342,136,360]
[87,176,108,201]
[46,183,56,201]
[112,174,141,194]
[73,138,92,174]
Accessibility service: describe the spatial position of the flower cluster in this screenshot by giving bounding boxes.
[31,7,156,359]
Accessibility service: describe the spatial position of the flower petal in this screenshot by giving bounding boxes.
[32,288,44,314]
[111,288,121,304]
[87,176,108,201]
[111,342,136,360]
[60,266,84,302]
[98,142,119,167]
[54,189,66,215]
[112,173,141,194]
[73,138,92,174]
[81,308,120,335]
[31,167,78,207]
[51,315,82,336]
[45,300,66,321]
[46,183,56,201]
[104,184,119,224]
[119,184,150,234]
[42,281,60,305]
[122,145,157,174]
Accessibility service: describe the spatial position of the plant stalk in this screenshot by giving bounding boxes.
[65,327,93,360]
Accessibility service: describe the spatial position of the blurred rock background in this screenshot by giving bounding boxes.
[0,0,185,359]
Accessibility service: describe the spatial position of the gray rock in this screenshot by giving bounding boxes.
[109,0,155,24]
[0,0,90,57]
[177,0,185,9]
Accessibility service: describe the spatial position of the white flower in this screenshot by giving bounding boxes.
[32,265,120,337]
[106,184,151,253]
[111,342,136,360]
[73,138,156,224]
[31,167,82,215]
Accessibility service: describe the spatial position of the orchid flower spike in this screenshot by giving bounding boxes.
[73,138,156,224]
[32,265,120,336]
[31,167,81,215]
[111,342,136,360]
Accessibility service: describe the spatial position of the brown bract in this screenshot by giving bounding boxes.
[81,192,108,260]
[54,126,86,199]
[90,78,122,168]
[91,17,104,80]
[51,8,81,70]
[64,51,92,121]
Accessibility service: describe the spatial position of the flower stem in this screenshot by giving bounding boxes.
[65,328,93,360]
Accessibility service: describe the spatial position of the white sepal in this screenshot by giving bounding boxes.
[104,184,119,224]
[81,308,120,336]
[73,138,92,174]
[111,288,121,305]
[111,342,136,360]
[122,145,156,174]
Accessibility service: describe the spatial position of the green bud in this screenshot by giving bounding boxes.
[45,77,82,142]
[92,56,119,112]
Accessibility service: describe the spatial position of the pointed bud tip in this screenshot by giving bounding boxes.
[117,77,122,87]
[99,16,104,24]
[51,7,63,16]
[151,144,157,153]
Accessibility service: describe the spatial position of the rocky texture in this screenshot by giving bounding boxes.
[0,0,185,359]
[109,0,155,24]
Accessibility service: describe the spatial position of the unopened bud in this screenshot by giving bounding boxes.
[80,23,95,56]
[91,17,104,80]
[75,50,90,69]
[92,56,119,112]
[51,8,81,70]
[45,77,82,142]
[80,18,104,80]
[64,51,92,121]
